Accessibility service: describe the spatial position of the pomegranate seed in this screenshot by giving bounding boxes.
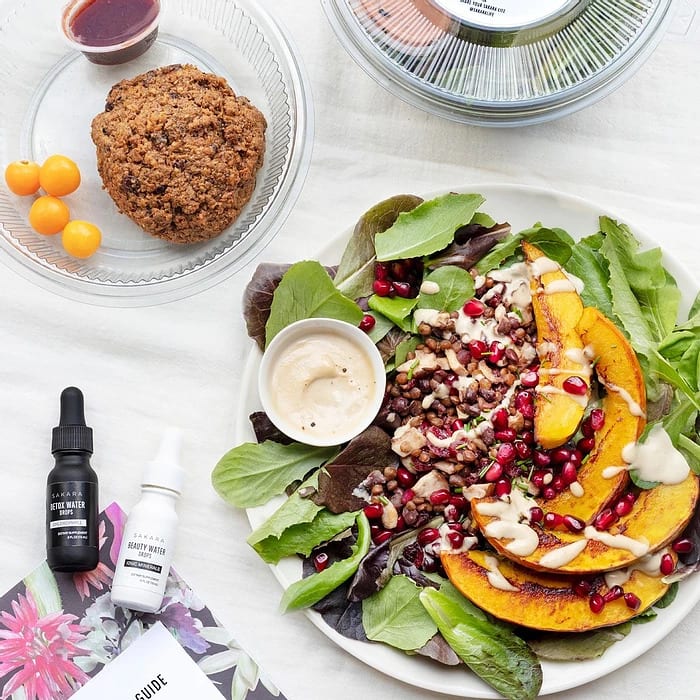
[359,314,375,332]
[551,475,565,492]
[372,279,393,296]
[521,430,535,444]
[589,593,605,613]
[397,467,416,488]
[542,486,557,500]
[577,436,596,453]
[623,491,637,504]
[488,341,506,364]
[491,408,509,431]
[531,469,549,489]
[515,441,532,459]
[496,442,517,465]
[550,447,572,464]
[544,512,563,528]
[443,504,460,522]
[572,579,592,597]
[484,461,504,482]
[400,488,415,505]
[447,530,465,549]
[672,538,694,554]
[373,529,392,545]
[313,552,330,572]
[603,585,624,603]
[614,498,634,517]
[395,515,406,532]
[451,419,465,432]
[514,391,533,410]
[462,299,486,317]
[624,592,641,610]
[520,370,539,388]
[533,451,551,468]
[375,262,389,280]
[593,508,618,531]
[393,281,412,298]
[660,553,675,576]
[581,417,595,438]
[445,521,463,532]
[563,514,585,533]
[561,461,578,485]
[563,376,588,395]
[589,408,605,431]
[494,428,517,442]
[417,527,441,546]
[391,261,408,281]
[468,339,488,359]
[363,503,384,520]
[529,506,544,524]
[494,479,512,497]
[449,495,468,511]
[429,489,451,505]
[570,449,583,465]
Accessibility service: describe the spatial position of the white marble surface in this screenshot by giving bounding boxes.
[1,0,700,698]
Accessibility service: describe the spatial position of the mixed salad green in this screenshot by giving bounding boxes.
[212,192,700,700]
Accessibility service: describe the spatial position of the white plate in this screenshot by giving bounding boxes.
[239,184,700,697]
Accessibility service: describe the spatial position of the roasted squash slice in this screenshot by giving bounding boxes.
[471,473,699,574]
[522,241,588,449]
[441,548,672,632]
[542,306,646,523]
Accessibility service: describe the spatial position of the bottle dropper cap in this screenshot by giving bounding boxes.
[142,428,185,494]
[52,387,93,454]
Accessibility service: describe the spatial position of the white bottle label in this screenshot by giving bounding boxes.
[431,0,577,29]
[117,529,169,590]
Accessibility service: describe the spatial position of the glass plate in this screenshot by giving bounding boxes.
[0,0,313,306]
[322,0,675,126]
[239,184,700,697]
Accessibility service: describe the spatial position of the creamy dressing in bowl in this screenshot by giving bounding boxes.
[258,318,386,446]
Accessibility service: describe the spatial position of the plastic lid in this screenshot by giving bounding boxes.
[52,386,93,454]
[142,428,185,494]
[322,0,675,126]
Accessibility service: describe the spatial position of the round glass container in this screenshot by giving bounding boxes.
[0,0,313,305]
[322,0,675,126]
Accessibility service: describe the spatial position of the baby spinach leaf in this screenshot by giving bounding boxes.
[426,222,511,272]
[334,194,423,300]
[368,294,419,331]
[420,587,542,700]
[243,263,291,351]
[362,575,437,651]
[265,261,363,348]
[374,193,484,262]
[280,513,371,612]
[212,441,337,508]
[527,623,631,661]
[566,237,616,322]
[417,266,475,312]
[250,508,357,564]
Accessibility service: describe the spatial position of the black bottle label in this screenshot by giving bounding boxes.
[47,481,97,548]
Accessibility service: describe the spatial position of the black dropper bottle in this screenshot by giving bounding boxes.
[46,387,99,572]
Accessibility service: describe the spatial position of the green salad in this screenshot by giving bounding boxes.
[212,192,700,700]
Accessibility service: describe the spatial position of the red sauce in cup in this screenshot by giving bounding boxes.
[62,0,160,64]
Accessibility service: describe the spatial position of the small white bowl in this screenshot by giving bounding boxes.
[258,318,386,447]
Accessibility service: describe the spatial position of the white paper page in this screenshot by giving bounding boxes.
[72,622,224,700]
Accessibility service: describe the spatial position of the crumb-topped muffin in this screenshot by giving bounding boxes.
[91,64,267,244]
